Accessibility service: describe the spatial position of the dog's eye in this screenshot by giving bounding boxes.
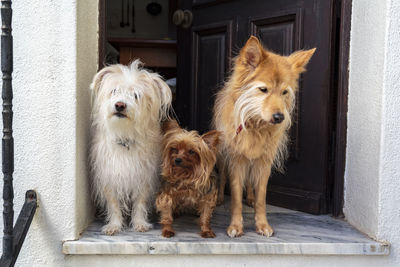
[111,88,117,95]
[134,93,138,100]
[282,90,288,95]
[188,149,195,155]
[259,87,268,93]
[171,148,178,154]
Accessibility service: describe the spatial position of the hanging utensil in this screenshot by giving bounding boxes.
[126,0,130,27]
[120,0,125,27]
[146,1,162,16]
[131,0,136,33]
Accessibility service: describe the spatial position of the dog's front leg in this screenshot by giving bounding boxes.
[252,161,274,237]
[156,192,175,237]
[102,187,123,235]
[131,190,152,232]
[198,192,217,238]
[227,161,246,237]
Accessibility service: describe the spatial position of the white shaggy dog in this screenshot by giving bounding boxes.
[89,60,172,235]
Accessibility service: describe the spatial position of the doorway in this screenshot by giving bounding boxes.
[99,0,349,216]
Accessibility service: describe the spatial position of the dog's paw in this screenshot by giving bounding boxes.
[200,230,216,238]
[133,221,153,232]
[255,223,274,237]
[162,229,175,238]
[226,224,244,238]
[102,223,122,236]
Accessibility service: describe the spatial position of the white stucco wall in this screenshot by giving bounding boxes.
[0,0,98,265]
[344,0,400,266]
[343,0,387,236]
[377,0,400,248]
[0,0,399,266]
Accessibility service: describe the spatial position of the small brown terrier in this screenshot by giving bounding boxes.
[156,120,221,238]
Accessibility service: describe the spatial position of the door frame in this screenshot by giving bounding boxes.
[331,0,351,217]
[97,0,352,216]
[98,0,107,70]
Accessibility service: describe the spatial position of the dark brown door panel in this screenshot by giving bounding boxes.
[176,0,335,214]
[191,22,232,132]
[249,8,303,55]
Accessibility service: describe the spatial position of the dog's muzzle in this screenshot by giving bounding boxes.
[114,101,127,118]
[271,113,284,124]
[115,101,126,112]
[174,158,182,166]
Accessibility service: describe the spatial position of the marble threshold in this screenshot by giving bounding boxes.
[63,198,389,255]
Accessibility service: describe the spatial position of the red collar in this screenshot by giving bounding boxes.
[236,120,253,135]
[236,124,244,135]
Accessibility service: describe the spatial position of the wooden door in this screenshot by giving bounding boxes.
[175,0,336,214]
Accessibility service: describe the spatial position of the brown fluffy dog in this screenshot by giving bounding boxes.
[213,36,315,237]
[156,120,221,238]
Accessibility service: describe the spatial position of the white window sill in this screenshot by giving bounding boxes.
[62,199,389,256]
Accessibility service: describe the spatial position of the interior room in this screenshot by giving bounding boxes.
[105,0,177,99]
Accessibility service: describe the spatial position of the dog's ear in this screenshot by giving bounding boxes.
[202,130,221,152]
[240,36,265,69]
[153,75,172,120]
[162,120,180,134]
[288,48,316,74]
[90,66,117,96]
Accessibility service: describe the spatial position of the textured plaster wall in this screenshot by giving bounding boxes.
[376,0,400,261]
[0,0,98,266]
[76,0,97,239]
[343,0,387,236]
[344,0,400,266]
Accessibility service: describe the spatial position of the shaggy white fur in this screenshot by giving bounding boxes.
[89,60,172,235]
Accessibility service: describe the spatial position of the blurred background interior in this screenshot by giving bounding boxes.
[105,0,177,97]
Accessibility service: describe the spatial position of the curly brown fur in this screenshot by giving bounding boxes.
[156,120,221,238]
[213,36,315,237]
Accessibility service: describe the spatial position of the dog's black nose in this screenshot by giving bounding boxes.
[174,158,182,165]
[272,113,284,124]
[115,102,126,112]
